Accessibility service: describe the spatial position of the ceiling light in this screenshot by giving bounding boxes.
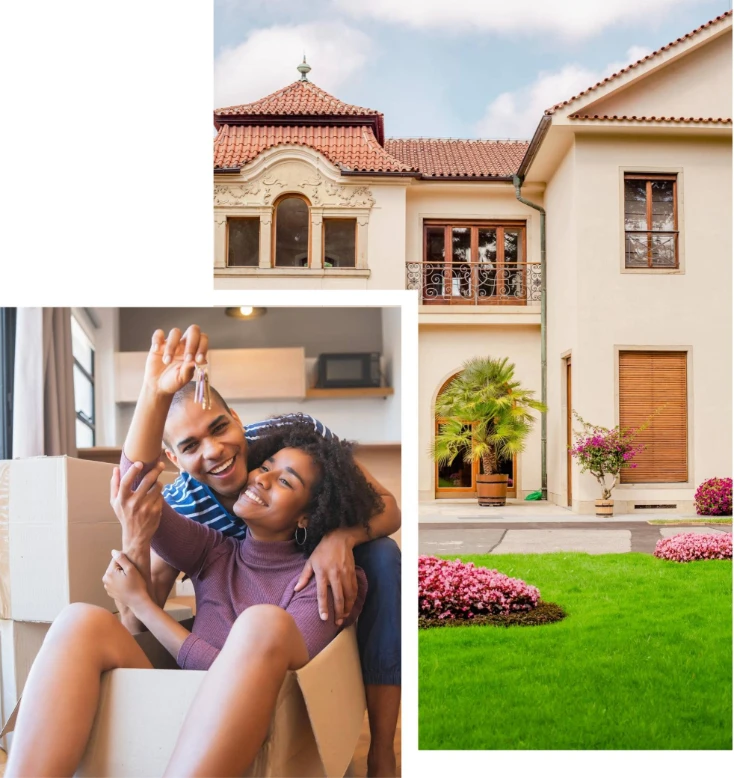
[225,307,267,320]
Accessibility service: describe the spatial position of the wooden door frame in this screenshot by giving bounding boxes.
[565,355,572,507]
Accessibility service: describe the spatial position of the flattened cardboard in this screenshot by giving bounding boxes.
[3,626,365,778]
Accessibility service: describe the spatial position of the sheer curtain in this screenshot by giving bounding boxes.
[12,308,77,458]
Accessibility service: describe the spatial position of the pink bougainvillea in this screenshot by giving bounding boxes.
[418,555,540,620]
[694,477,733,517]
[654,533,732,563]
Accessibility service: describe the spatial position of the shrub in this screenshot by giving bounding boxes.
[654,533,732,563]
[694,477,733,516]
[419,555,540,620]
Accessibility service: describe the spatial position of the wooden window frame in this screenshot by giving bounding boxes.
[623,173,679,270]
[225,216,261,268]
[422,220,527,305]
[322,217,358,268]
[272,194,312,268]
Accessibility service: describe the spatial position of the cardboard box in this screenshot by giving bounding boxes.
[2,624,365,778]
[0,603,193,753]
[0,457,122,622]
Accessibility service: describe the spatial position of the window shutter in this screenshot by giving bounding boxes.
[619,351,688,483]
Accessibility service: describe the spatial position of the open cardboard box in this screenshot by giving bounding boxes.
[2,622,365,778]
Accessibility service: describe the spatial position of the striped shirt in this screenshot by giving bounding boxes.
[163,414,333,539]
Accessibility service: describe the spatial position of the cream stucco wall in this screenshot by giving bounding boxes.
[582,28,732,120]
[418,324,542,500]
[547,132,732,511]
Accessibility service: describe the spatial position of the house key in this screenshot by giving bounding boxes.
[194,363,211,410]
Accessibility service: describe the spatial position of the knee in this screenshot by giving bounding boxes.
[226,605,295,656]
[48,603,119,642]
[354,537,401,581]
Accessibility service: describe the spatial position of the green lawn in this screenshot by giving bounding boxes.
[420,553,732,750]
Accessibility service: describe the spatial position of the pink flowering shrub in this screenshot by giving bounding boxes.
[694,477,732,516]
[419,555,540,620]
[654,533,732,563]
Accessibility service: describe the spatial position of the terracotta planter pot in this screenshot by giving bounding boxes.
[477,474,509,507]
[595,499,614,517]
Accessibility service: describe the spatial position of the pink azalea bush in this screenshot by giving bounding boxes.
[694,477,732,516]
[654,532,732,563]
[419,555,540,620]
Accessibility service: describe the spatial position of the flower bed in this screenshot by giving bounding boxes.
[419,555,540,620]
[694,477,733,517]
[654,532,732,563]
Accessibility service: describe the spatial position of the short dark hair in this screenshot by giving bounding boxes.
[163,381,231,450]
[246,415,384,556]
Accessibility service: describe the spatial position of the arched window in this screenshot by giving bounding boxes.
[274,196,310,267]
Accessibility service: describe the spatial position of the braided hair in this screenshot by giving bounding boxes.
[246,415,384,556]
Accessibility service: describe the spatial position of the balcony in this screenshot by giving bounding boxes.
[406,261,541,305]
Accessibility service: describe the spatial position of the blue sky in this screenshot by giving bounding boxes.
[214,0,731,139]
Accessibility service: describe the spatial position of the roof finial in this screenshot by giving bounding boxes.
[297,55,311,82]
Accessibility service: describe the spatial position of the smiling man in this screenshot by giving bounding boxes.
[120,327,401,777]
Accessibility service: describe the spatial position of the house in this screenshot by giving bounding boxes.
[213,12,732,514]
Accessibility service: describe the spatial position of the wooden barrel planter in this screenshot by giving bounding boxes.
[477,474,509,506]
[595,499,614,517]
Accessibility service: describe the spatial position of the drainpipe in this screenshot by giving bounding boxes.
[513,174,547,500]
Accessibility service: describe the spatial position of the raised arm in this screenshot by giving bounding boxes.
[120,326,208,619]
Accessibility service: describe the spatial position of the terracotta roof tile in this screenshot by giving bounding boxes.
[215,80,381,117]
[546,11,732,115]
[384,138,529,178]
[213,125,415,173]
[568,114,732,123]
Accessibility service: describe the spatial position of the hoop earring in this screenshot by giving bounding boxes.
[294,526,307,546]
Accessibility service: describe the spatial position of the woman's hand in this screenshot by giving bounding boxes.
[294,529,358,626]
[143,325,209,397]
[102,551,151,612]
[110,461,165,546]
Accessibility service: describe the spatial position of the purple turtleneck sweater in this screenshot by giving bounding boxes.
[121,454,367,671]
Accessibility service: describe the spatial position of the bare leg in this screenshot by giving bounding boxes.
[5,603,152,778]
[164,604,309,778]
[366,684,400,777]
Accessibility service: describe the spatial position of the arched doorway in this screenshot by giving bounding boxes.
[434,373,517,499]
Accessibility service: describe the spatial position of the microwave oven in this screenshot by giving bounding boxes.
[316,353,381,388]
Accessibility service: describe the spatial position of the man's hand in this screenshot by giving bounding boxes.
[110,461,165,545]
[294,530,357,626]
[102,551,151,613]
[144,325,209,398]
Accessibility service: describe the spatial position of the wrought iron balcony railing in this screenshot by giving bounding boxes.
[406,261,542,305]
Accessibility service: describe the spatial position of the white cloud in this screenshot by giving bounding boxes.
[474,46,652,138]
[333,0,705,39]
[214,22,373,108]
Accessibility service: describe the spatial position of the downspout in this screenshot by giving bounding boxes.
[513,174,547,500]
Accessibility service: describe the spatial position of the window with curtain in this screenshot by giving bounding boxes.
[71,316,95,447]
[624,174,678,269]
[227,218,260,266]
[0,307,16,459]
[274,196,310,267]
[619,350,688,483]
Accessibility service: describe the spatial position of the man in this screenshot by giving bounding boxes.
[120,327,401,777]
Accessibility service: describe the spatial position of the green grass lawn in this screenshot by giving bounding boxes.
[419,553,732,750]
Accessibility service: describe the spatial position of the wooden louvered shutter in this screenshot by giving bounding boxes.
[619,351,688,483]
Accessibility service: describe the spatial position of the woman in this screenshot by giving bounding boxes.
[6,334,382,778]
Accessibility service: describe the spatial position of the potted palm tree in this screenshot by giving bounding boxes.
[433,357,546,506]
